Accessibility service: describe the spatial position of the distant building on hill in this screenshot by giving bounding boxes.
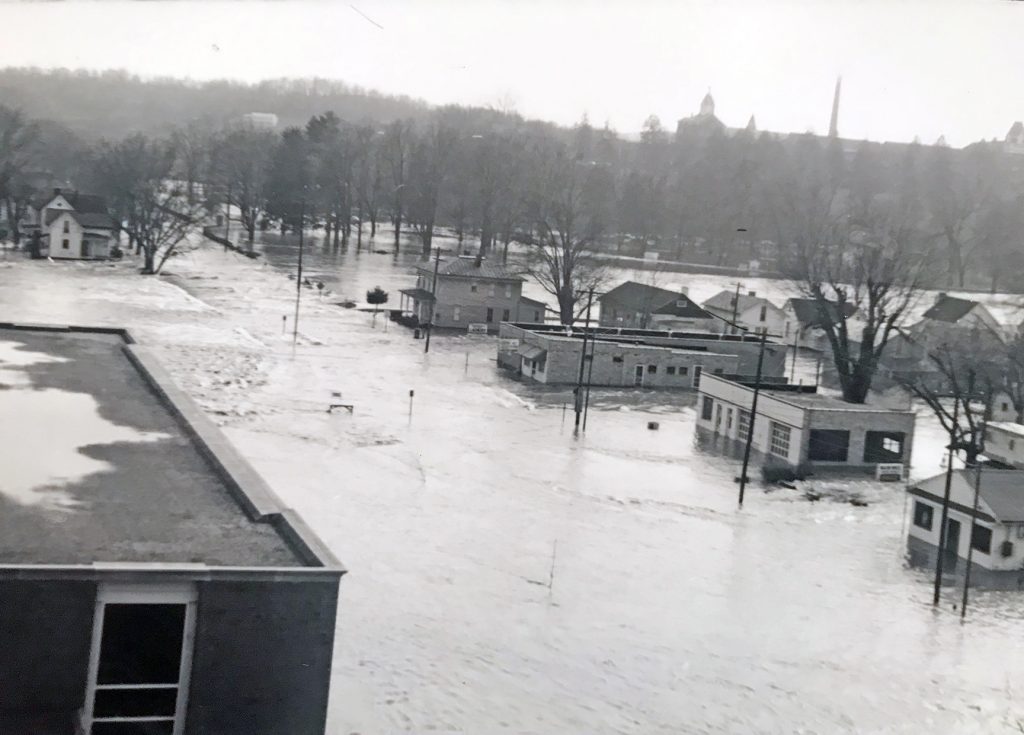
[239,112,279,130]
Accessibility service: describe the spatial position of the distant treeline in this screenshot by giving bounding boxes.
[3,67,1024,293]
[0,67,431,138]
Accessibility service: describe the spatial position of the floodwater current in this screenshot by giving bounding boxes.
[1,236,1023,733]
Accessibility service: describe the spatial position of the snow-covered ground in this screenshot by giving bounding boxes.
[2,243,1023,734]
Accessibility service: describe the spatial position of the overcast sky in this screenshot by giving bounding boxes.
[2,0,1022,146]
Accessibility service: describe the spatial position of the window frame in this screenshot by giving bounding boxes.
[81,583,197,735]
[971,523,993,554]
[912,501,934,530]
[701,396,714,421]
[769,421,792,459]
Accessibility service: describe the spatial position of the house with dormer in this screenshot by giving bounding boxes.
[23,189,118,260]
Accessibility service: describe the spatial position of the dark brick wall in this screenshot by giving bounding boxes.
[185,580,339,735]
[0,581,96,731]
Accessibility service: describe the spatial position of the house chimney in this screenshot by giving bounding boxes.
[748,290,757,297]
[936,292,947,304]
[53,188,61,197]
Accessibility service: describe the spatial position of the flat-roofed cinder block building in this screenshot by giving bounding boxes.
[0,324,344,735]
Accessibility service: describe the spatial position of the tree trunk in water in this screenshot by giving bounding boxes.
[393,212,402,253]
[325,219,332,245]
[332,213,340,248]
[142,247,156,274]
[558,291,575,325]
[370,216,377,239]
[247,223,255,244]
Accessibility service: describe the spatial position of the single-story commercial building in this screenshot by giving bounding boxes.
[497,323,786,388]
[0,324,343,734]
[695,373,915,474]
[906,468,1024,588]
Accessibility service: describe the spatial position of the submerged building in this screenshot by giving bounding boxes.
[497,323,786,388]
[0,324,343,734]
[906,469,1024,589]
[696,373,915,475]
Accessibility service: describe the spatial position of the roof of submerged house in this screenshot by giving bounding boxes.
[652,295,716,320]
[703,290,777,314]
[913,469,1024,523]
[0,324,340,572]
[599,281,681,309]
[922,295,980,323]
[415,257,525,281]
[786,297,858,326]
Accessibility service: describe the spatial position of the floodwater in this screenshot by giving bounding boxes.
[0,339,167,507]
[1,242,1023,733]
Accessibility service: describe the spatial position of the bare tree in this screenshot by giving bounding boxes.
[0,106,39,245]
[171,118,214,205]
[518,147,607,325]
[898,326,1004,466]
[381,119,410,251]
[407,121,457,257]
[782,156,928,403]
[215,126,276,244]
[95,135,206,274]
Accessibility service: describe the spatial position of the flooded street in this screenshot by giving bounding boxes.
[2,243,1023,733]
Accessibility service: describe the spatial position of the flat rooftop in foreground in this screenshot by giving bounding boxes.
[0,325,333,568]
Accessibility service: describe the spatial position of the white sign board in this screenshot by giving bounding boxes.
[499,338,520,351]
[467,323,489,334]
[876,463,905,482]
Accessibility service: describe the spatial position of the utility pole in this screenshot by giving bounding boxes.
[933,399,960,606]
[224,181,232,248]
[961,389,991,620]
[960,458,983,620]
[292,197,305,347]
[730,282,742,334]
[424,247,441,353]
[790,329,798,383]
[738,331,768,507]
[582,320,597,432]
[574,288,594,432]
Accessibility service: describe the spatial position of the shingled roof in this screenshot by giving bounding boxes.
[922,295,979,323]
[786,297,858,327]
[599,281,681,310]
[915,469,1024,523]
[703,290,775,314]
[416,257,525,281]
[652,294,715,319]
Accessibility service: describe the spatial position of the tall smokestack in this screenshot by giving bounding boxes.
[829,76,842,138]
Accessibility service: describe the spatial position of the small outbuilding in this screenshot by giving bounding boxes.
[906,468,1024,588]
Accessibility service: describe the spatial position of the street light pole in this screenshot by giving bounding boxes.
[424,246,441,353]
[292,197,305,347]
[738,331,768,507]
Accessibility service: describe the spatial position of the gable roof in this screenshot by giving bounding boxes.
[599,281,681,310]
[916,468,1024,522]
[786,297,858,326]
[923,295,979,323]
[703,290,774,314]
[416,257,524,281]
[46,208,116,230]
[652,295,715,319]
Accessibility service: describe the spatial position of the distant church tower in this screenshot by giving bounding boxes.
[828,76,842,138]
[700,90,715,117]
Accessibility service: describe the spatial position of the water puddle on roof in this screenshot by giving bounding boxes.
[0,340,168,507]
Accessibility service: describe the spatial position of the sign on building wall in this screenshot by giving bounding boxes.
[468,323,489,334]
[499,339,520,351]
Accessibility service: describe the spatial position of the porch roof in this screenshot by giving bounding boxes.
[399,287,435,301]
